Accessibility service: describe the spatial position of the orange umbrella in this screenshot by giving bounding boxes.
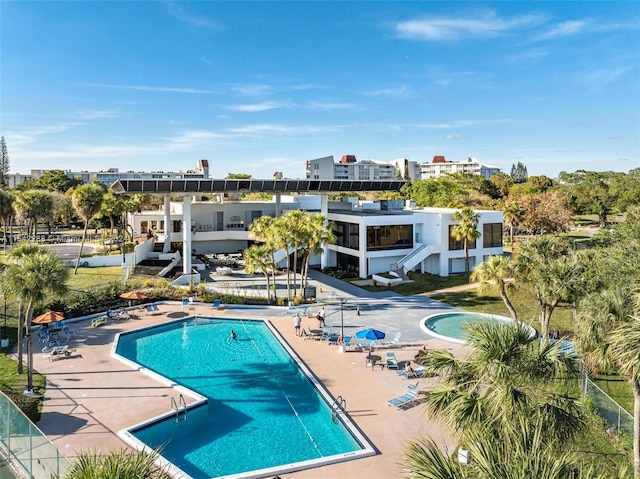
[33,311,65,325]
[120,291,149,300]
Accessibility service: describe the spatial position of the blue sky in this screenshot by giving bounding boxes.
[1,1,639,179]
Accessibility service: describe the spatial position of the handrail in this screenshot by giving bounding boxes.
[171,394,187,423]
[331,395,347,423]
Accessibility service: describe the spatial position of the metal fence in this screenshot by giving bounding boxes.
[582,372,633,436]
[0,392,69,479]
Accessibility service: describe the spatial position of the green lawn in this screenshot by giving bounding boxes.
[67,265,124,291]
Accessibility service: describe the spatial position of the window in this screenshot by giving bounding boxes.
[366,225,412,251]
[333,221,359,250]
[449,225,476,251]
[483,223,503,248]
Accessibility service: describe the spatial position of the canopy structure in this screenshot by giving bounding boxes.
[110,178,406,280]
[111,178,406,196]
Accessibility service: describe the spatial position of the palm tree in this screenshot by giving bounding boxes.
[248,215,278,296]
[608,317,640,478]
[282,210,307,296]
[502,199,525,245]
[14,189,53,237]
[0,188,14,250]
[243,244,276,303]
[62,447,172,479]
[515,237,582,340]
[576,287,640,478]
[72,183,105,274]
[451,207,481,277]
[2,243,69,391]
[420,320,584,449]
[470,255,518,320]
[300,214,335,289]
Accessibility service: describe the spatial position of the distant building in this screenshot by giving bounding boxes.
[10,160,210,188]
[7,172,35,188]
[66,159,210,186]
[306,155,417,181]
[418,156,501,180]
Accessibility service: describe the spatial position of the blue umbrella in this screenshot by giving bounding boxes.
[355,328,386,340]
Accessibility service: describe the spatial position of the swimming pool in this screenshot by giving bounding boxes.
[113,317,374,479]
[421,312,536,344]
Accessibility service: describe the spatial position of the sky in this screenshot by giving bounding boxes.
[1,1,639,180]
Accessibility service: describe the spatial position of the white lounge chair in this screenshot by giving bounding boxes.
[386,382,420,408]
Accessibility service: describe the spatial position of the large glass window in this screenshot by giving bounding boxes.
[483,223,503,248]
[449,225,476,250]
[333,221,359,250]
[366,225,413,251]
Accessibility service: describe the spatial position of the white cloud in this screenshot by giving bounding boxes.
[363,85,413,98]
[228,124,338,136]
[446,134,464,140]
[231,84,274,97]
[306,101,354,110]
[394,11,546,41]
[535,20,588,41]
[164,1,220,29]
[86,83,214,94]
[226,101,289,112]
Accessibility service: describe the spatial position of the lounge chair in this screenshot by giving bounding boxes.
[44,345,72,361]
[386,382,419,408]
[386,352,399,369]
[91,317,108,328]
[182,297,189,309]
[212,298,221,309]
[395,366,426,379]
[378,332,402,347]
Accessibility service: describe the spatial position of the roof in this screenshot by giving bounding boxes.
[111,178,406,195]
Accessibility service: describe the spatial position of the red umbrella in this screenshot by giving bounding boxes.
[33,311,65,325]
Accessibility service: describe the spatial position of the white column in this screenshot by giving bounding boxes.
[163,196,171,254]
[274,193,281,218]
[182,196,192,275]
[320,194,329,269]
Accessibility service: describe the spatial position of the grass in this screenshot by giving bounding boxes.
[353,272,469,296]
[0,353,45,395]
[67,266,124,292]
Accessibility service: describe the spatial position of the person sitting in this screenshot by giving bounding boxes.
[414,346,428,360]
[230,330,237,340]
[405,363,415,374]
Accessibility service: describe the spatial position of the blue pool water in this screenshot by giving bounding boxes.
[421,312,532,344]
[114,318,371,479]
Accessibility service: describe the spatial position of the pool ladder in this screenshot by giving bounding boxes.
[331,395,347,423]
[171,394,187,423]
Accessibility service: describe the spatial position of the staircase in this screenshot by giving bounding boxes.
[394,244,435,275]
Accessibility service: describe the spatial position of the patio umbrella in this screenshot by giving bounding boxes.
[33,311,65,325]
[355,328,386,340]
[120,291,149,300]
[120,290,149,308]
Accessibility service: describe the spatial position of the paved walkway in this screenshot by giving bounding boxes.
[33,274,469,479]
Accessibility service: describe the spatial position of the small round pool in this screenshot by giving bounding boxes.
[421,312,536,344]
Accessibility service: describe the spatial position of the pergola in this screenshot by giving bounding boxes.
[111,178,406,278]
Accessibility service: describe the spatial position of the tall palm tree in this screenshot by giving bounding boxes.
[300,214,335,289]
[576,287,640,478]
[608,317,640,478]
[515,237,583,340]
[451,207,481,277]
[248,215,278,295]
[3,243,69,390]
[502,199,525,245]
[243,244,276,303]
[0,188,14,250]
[282,210,307,296]
[470,255,518,320]
[420,320,584,448]
[72,183,105,274]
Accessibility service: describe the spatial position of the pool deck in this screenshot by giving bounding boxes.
[33,281,468,479]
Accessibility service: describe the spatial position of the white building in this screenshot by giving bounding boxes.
[418,156,502,180]
[66,159,210,186]
[128,195,503,278]
[306,155,417,181]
